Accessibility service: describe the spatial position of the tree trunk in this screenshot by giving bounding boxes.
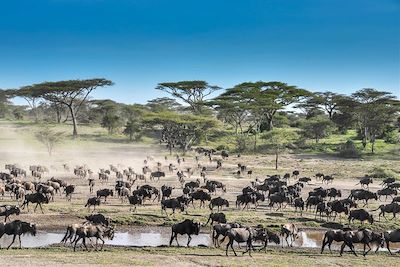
[362,126,368,149]
[253,132,257,152]
[371,135,376,154]
[275,149,279,170]
[68,105,78,138]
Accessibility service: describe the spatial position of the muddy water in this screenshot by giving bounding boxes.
[0,228,399,252]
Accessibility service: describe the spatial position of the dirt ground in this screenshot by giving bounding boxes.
[1,121,400,266]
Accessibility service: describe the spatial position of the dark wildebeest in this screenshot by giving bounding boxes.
[212,223,241,247]
[161,198,185,216]
[298,177,311,184]
[349,189,377,206]
[190,190,211,208]
[64,185,75,201]
[280,223,300,247]
[0,205,21,222]
[61,223,86,245]
[85,214,110,226]
[315,173,324,180]
[383,229,400,254]
[96,189,113,202]
[89,178,95,194]
[73,224,115,251]
[161,185,173,200]
[128,194,143,212]
[292,170,300,179]
[339,229,384,256]
[322,175,334,184]
[315,202,330,221]
[377,188,398,201]
[169,219,200,247]
[205,212,227,226]
[85,197,101,211]
[206,180,226,193]
[321,229,348,254]
[225,227,258,256]
[327,200,349,221]
[209,197,229,211]
[21,193,49,213]
[0,220,36,249]
[327,188,342,200]
[184,180,200,190]
[373,202,400,220]
[254,228,281,252]
[348,209,374,225]
[150,171,165,181]
[236,194,256,210]
[357,176,373,189]
[381,177,395,187]
[306,196,323,211]
[294,197,305,215]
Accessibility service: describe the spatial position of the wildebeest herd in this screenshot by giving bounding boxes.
[0,149,400,256]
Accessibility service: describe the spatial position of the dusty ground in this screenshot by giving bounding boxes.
[1,121,400,266]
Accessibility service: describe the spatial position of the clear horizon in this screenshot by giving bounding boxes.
[1,0,399,106]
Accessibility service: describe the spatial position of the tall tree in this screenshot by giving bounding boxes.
[12,87,42,122]
[300,115,334,143]
[262,128,299,170]
[29,79,113,138]
[314,91,344,120]
[146,97,182,112]
[351,88,399,153]
[156,81,221,114]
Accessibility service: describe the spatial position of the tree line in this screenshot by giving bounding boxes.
[0,79,399,159]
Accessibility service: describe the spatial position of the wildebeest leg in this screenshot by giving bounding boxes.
[363,243,371,256]
[99,236,105,251]
[18,234,22,249]
[73,237,81,251]
[34,203,39,213]
[82,237,88,251]
[7,234,17,249]
[187,234,192,247]
[169,232,175,246]
[339,242,346,256]
[386,241,393,255]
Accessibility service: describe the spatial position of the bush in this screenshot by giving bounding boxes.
[338,140,360,158]
[384,130,400,144]
[216,144,227,151]
[369,166,400,180]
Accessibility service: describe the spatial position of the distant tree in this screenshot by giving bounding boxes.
[12,87,42,122]
[12,106,27,120]
[101,113,122,134]
[156,81,221,114]
[35,126,64,156]
[262,128,299,170]
[0,89,12,118]
[146,97,182,112]
[123,119,143,142]
[144,111,219,154]
[300,115,334,143]
[351,88,399,153]
[28,79,113,138]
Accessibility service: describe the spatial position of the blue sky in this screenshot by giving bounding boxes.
[1,0,399,105]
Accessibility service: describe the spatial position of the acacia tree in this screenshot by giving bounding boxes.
[300,115,334,143]
[29,79,113,138]
[262,128,299,170]
[146,97,182,112]
[313,92,344,120]
[144,111,218,155]
[12,87,42,122]
[351,88,399,153]
[156,81,221,114]
[35,126,64,156]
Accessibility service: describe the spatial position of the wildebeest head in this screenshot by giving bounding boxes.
[224,199,230,207]
[105,226,115,240]
[29,223,37,236]
[192,221,201,235]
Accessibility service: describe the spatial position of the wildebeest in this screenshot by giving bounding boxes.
[254,228,281,252]
[85,197,101,211]
[96,189,113,202]
[150,171,165,181]
[357,176,373,189]
[169,219,200,247]
[0,205,21,222]
[161,198,185,216]
[327,200,349,221]
[306,196,323,211]
[377,188,398,201]
[280,223,299,247]
[205,212,227,226]
[225,227,257,256]
[212,223,241,247]
[64,185,75,201]
[209,197,229,211]
[381,177,395,186]
[321,229,348,254]
[383,229,400,254]
[0,220,36,249]
[190,190,211,208]
[21,193,49,213]
[73,224,115,251]
[161,185,173,200]
[348,209,374,225]
[373,202,400,220]
[327,188,342,200]
[322,175,334,184]
[294,197,304,215]
[128,194,143,212]
[85,213,110,226]
[339,229,384,256]
[299,177,311,184]
[349,189,377,206]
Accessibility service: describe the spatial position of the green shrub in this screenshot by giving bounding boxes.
[216,144,227,151]
[338,140,360,158]
[384,130,400,144]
